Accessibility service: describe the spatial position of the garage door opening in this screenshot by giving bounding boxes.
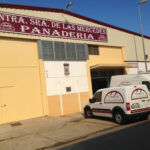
[91,68,125,94]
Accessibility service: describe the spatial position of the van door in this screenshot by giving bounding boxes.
[91,91,111,117]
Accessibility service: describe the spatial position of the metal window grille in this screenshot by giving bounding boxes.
[54,41,66,60]
[66,42,76,60]
[88,45,99,55]
[42,41,54,60]
[76,43,87,60]
[39,40,88,61]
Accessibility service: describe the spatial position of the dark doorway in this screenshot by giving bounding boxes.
[91,68,124,94]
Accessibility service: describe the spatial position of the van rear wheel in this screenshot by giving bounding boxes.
[114,111,125,124]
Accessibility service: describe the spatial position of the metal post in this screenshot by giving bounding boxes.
[137,4,148,72]
[134,35,140,73]
[62,2,73,25]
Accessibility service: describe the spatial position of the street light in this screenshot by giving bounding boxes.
[137,0,148,72]
[62,2,73,24]
[138,0,147,4]
[66,2,73,9]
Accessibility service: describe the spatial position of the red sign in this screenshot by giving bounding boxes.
[0,11,108,42]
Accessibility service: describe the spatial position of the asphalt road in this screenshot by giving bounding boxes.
[59,120,150,150]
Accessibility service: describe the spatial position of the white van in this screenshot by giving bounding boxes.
[84,85,150,124]
[110,74,150,91]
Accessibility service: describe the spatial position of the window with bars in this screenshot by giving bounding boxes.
[38,40,88,61]
[66,42,76,60]
[88,45,99,55]
[42,40,54,60]
[54,41,66,60]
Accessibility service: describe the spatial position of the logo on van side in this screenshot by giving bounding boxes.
[104,91,124,103]
[131,88,148,100]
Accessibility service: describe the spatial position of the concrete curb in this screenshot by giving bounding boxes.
[1,113,147,150]
[35,125,119,150]
[35,118,150,150]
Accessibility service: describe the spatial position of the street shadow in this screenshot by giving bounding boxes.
[81,113,149,125]
[93,116,114,123]
[95,116,149,124]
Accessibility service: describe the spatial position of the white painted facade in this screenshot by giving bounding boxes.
[44,61,89,96]
[127,62,150,74]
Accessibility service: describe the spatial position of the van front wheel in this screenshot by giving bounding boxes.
[114,111,125,124]
[84,108,93,118]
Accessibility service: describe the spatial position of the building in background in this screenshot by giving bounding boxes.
[0,3,149,124]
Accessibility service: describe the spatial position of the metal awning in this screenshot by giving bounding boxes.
[90,63,133,70]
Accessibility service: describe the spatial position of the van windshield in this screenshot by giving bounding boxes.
[142,81,150,91]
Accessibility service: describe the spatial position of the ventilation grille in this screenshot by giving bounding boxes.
[42,41,54,60]
[39,40,88,61]
[55,41,66,60]
[76,43,87,60]
[66,42,76,60]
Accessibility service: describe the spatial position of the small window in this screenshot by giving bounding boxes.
[94,91,102,102]
[66,87,71,92]
[142,81,150,91]
[88,45,99,55]
[64,63,70,75]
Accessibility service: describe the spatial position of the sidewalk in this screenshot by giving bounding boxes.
[0,113,117,150]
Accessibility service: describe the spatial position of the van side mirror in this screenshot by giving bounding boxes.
[89,99,92,103]
[89,98,96,103]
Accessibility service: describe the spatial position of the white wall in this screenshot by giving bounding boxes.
[127,62,150,74]
[44,61,89,96]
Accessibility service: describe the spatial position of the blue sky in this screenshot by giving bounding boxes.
[0,0,149,36]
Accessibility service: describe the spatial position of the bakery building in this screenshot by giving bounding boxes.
[0,3,149,124]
